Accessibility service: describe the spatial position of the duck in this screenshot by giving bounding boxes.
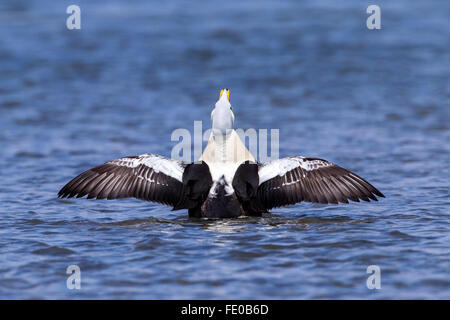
[58,89,384,218]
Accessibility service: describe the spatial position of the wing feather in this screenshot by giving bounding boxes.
[257,156,384,210]
[58,154,186,207]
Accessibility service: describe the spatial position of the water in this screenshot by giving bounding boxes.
[0,0,449,299]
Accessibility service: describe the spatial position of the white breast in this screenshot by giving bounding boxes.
[199,130,256,196]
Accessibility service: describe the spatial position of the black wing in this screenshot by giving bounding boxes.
[58,154,187,207]
[256,157,384,210]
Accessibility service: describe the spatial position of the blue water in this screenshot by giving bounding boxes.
[0,0,449,299]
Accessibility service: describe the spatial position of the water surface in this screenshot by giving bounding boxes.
[0,0,449,299]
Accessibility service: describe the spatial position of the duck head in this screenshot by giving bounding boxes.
[211,88,234,135]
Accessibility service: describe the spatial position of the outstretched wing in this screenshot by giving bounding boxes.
[58,154,186,207]
[257,157,384,210]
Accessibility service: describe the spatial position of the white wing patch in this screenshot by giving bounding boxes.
[108,154,185,182]
[258,156,333,185]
